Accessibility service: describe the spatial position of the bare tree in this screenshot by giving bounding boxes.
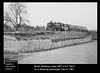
[4,2,29,31]
[4,10,16,27]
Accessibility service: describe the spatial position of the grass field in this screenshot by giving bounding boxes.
[4,31,96,63]
[18,40,97,64]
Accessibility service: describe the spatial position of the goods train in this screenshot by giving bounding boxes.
[46,21,88,32]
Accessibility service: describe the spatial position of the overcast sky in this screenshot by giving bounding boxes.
[4,2,97,30]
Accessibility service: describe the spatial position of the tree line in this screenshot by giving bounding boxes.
[4,2,46,32]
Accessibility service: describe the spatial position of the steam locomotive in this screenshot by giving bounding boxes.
[46,21,88,32]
